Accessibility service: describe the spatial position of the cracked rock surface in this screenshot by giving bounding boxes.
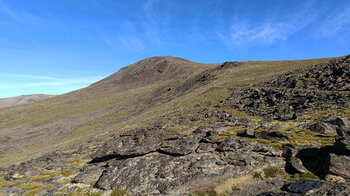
[74,128,284,195]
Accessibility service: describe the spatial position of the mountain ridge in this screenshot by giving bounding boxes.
[0,94,54,108]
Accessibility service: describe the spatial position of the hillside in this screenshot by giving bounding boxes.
[0,94,54,108]
[0,55,350,195]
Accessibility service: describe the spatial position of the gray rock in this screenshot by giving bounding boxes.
[76,129,284,195]
[287,157,309,174]
[336,126,350,137]
[256,192,300,196]
[92,129,178,158]
[326,117,350,128]
[237,129,255,138]
[309,122,337,135]
[328,153,350,179]
[254,131,291,140]
[159,137,200,155]
[72,163,105,185]
[283,180,324,194]
[311,182,350,195]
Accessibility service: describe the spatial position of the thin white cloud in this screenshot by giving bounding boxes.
[0,1,48,25]
[218,1,319,49]
[142,0,162,45]
[0,73,58,80]
[220,23,293,48]
[120,36,144,52]
[0,73,104,89]
[317,4,350,37]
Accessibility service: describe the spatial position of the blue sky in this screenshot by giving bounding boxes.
[1,0,350,98]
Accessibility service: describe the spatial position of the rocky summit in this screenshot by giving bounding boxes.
[1,55,350,195]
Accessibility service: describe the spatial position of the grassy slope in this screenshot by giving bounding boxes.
[0,56,342,167]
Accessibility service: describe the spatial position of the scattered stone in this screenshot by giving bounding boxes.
[282,180,324,194]
[292,113,298,120]
[286,157,309,174]
[326,117,350,128]
[255,192,300,196]
[325,174,345,183]
[237,129,255,138]
[309,122,337,135]
[254,131,291,140]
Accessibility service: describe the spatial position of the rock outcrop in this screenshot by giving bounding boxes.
[74,128,284,195]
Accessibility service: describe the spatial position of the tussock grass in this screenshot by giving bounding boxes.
[110,190,130,196]
[214,174,251,194]
[30,175,51,181]
[60,169,76,176]
[0,177,25,187]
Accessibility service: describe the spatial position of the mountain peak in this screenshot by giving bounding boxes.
[91,56,204,92]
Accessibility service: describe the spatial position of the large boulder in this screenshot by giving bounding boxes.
[286,156,309,174]
[328,153,350,179]
[75,128,284,195]
[309,122,337,135]
[326,117,350,128]
[92,129,178,158]
[282,180,324,195]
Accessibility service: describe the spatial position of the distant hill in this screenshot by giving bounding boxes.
[0,94,54,108]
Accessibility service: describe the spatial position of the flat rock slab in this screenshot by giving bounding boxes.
[75,128,284,195]
[283,180,324,194]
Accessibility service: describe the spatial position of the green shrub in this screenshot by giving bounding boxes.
[263,167,285,178]
[252,171,265,180]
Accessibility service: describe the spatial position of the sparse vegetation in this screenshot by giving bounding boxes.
[253,171,265,180]
[67,188,101,196]
[39,170,57,177]
[263,167,285,178]
[286,172,319,184]
[61,169,76,176]
[110,190,130,196]
[0,177,25,187]
[190,190,227,196]
[21,182,54,196]
[30,175,51,181]
[231,185,241,191]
